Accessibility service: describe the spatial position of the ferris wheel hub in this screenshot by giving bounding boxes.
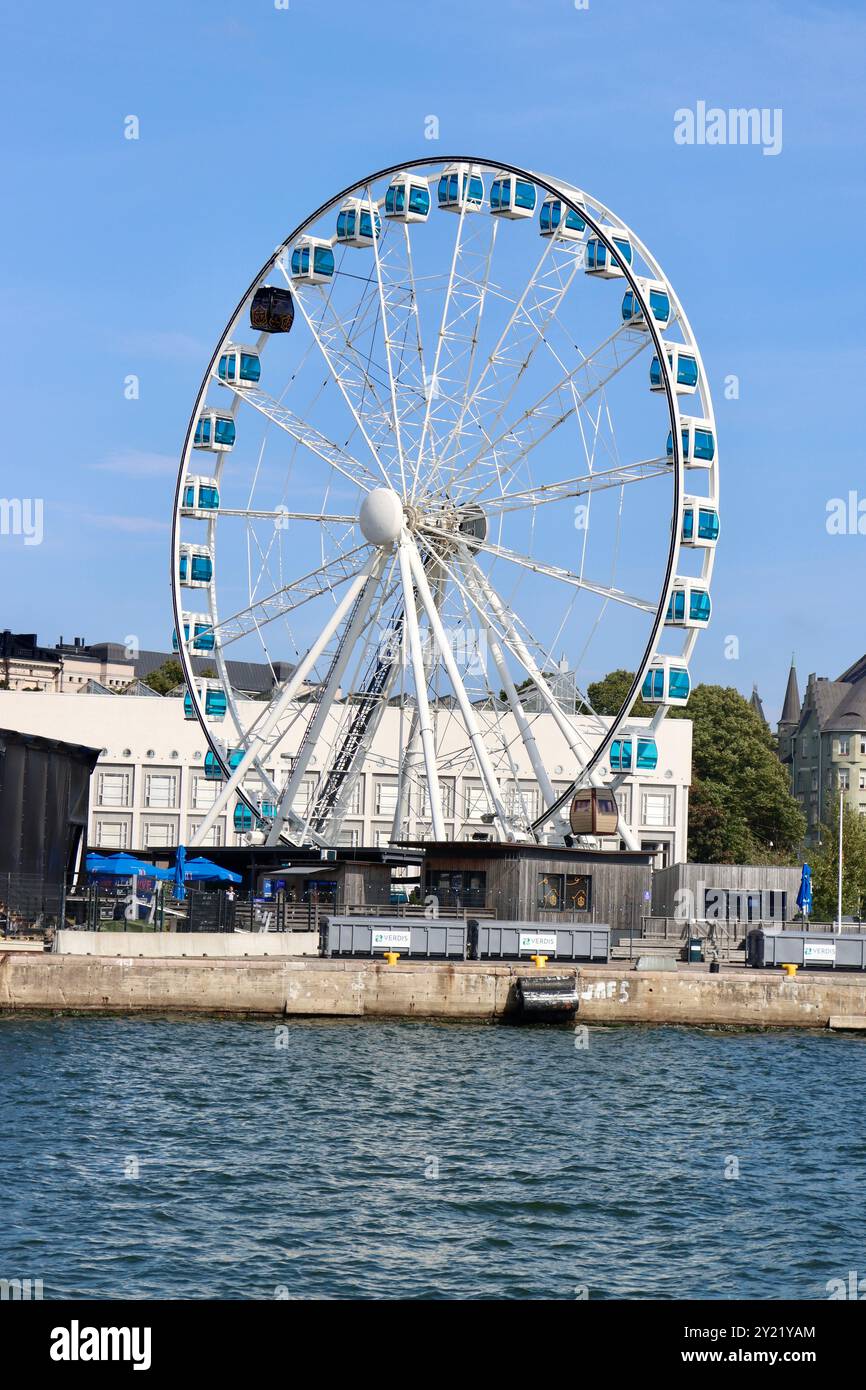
[358,487,404,546]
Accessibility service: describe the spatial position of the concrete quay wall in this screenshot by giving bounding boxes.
[3,953,866,1028]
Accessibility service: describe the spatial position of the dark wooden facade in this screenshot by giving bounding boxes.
[414,842,653,934]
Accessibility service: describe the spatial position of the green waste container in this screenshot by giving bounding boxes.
[687,937,704,963]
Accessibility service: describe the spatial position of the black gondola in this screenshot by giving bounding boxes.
[250,286,295,334]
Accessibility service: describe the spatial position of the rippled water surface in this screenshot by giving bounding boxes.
[1,1016,863,1299]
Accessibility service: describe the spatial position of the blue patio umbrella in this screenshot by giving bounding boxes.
[85,852,172,880]
[183,857,242,884]
[173,844,187,901]
[796,863,812,918]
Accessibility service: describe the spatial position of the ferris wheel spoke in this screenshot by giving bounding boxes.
[473,457,670,516]
[425,531,655,615]
[208,546,372,648]
[225,383,378,495]
[432,234,581,484]
[276,261,398,488]
[436,322,649,500]
[217,508,357,524]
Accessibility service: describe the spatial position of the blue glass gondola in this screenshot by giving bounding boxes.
[650,345,699,395]
[194,410,235,452]
[490,172,537,219]
[437,163,484,212]
[642,659,690,707]
[217,345,261,389]
[177,612,215,653]
[539,195,586,240]
[184,686,227,722]
[622,278,671,330]
[181,476,220,516]
[666,418,716,468]
[250,285,295,334]
[335,198,382,247]
[234,798,277,832]
[178,544,213,589]
[666,579,712,629]
[585,228,633,278]
[682,497,720,547]
[609,735,659,772]
[384,171,431,222]
[289,237,335,283]
[204,748,244,780]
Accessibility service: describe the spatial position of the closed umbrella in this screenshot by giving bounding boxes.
[173,844,187,901]
[796,863,812,921]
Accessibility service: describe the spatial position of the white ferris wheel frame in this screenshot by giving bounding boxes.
[170,156,718,850]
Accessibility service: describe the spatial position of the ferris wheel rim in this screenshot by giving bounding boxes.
[170,156,714,846]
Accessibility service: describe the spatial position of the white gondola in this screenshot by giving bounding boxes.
[217,344,261,389]
[489,171,537,219]
[584,227,633,278]
[335,197,382,247]
[539,194,586,240]
[180,476,220,517]
[175,611,216,654]
[650,343,699,394]
[666,416,716,468]
[384,171,430,222]
[621,277,671,330]
[178,543,213,590]
[289,236,335,283]
[665,577,712,629]
[641,655,691,707]
[437,163,484,212]
[681,496,720,548]
[193,409,235,452]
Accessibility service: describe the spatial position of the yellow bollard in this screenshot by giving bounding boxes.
[782,962,798,978]
[531,954,548,969]
[383,951,401,966]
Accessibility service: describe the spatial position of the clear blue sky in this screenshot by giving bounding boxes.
[1,0,863,721]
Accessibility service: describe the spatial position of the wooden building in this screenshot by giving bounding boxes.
[411,841,653,935]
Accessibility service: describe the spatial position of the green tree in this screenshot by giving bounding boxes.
[141,658,185,695]
[669,684,805,863]
[809,801,866,921]
[585,668,654,718]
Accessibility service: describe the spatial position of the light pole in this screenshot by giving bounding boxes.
[836,788,844,932]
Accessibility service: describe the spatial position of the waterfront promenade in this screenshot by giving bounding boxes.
[2,951,865,1030]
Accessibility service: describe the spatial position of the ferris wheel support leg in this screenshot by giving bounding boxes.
[405,537,520,843]
[190,554,380,848]
[392,566,446,842]
[398,539,446,841]
[265,554,387,847]
[455,545,565,833]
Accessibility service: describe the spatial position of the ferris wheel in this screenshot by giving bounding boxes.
[171,157,718,850]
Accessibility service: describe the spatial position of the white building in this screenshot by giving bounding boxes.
[0,691,692,864]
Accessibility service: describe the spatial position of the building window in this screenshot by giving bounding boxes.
[375,781,398,817]
[536,872,592,911]
[839,769,850,790]
[97,771,131,807]
[837,737,851,757]
[503,783,539,821]
[537,872,563,910]
[291,779,316,814]
[188,820,223,846]
[418,780,454,819]
[345,778,363,816]
[641,790,673,827]
[336,827,360,847]
[96,820,129,850]
[464,784,491,819]
[614,786,631,822]
[861,736,866,757]
[144,773,177,809]
[191,775,219,809]
[143,822,176,848]
[425,869,487,910]
[859,771,866,792]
